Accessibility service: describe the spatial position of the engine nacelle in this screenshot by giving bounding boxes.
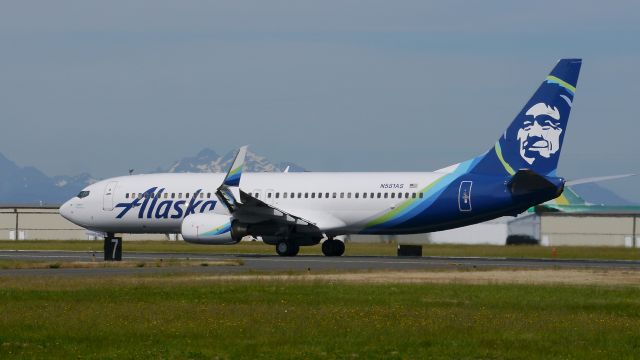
[181,213,238,244]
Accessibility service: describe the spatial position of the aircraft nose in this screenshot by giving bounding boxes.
[59,200,75,222]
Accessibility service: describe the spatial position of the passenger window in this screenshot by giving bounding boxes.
[164,193,168,199]
[340,192,344,199]
[390,193,395,199]
[405,192,409,198]
[347,192,352,198]
[291,192,295,198]
[186,193,190,199]
[276,193,280,198]
[370,192,375,198]
[355,193,359,198]
[311,193,315,198]
[412,193,416,199]
[325,192,330,198]
[305,193,309,198]
[178,193,182,198]
[283,192,288,199]
[171,193,175,199]
[333,192,337,198]
[318,193,322,199]
[419,193,424,198]
[298,192,302,198]
[125,193,129,199]
[207,193,211,198]
[363,193,367,199]
[377,193,381,198]
[384,193,388,199]
[200,193,204,198]
[267,193,272,198]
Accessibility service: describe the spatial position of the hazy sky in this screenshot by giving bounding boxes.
[1,1,638,201]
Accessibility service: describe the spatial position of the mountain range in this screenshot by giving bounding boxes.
[0,149,635,206]
[0,148,305,205]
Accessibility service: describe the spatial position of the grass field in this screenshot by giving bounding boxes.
[0,275,639,359]
[1,240,640,260]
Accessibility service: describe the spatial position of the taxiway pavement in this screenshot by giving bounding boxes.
[1,250,640,277]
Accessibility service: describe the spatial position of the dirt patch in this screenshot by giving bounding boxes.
[0,259,242,270]
[184,269,640,286]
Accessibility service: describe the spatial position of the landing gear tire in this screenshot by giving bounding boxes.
[322,239,345,257]
[276,241,299,256]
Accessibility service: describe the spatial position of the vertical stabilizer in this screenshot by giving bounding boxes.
[471,59,581,176]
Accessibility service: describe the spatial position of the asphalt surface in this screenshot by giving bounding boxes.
[1,250,640,277]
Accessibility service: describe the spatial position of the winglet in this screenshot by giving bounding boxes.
[223,146,248,187]
[217,146,248,212]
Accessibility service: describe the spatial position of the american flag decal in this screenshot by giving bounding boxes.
[410,183,417,188]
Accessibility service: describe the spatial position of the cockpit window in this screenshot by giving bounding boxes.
[77,190,90,199]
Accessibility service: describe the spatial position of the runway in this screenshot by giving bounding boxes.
[1,250,640,277]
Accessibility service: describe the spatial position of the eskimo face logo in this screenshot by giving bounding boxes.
[517,103,563,164]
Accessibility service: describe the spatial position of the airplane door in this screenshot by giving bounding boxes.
[458,181,472,212]
[103,181,118,211]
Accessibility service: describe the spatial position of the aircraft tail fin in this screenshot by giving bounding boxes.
[470,59,582,176]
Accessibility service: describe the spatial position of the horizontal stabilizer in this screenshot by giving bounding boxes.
[507,169,560,196]
[566,173,636,186]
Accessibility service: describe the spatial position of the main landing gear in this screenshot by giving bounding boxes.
[274,238,345,257]
[322,238,345,257]
[276,240,300,256]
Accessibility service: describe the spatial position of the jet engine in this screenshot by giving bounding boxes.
[181,213,239,244]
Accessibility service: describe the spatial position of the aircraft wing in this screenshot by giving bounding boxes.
[236,190,318,227]
[215,146,320,232]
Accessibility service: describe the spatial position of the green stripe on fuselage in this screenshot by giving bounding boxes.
[365,175,446,228]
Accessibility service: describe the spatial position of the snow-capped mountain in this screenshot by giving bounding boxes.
[165,148,305,174]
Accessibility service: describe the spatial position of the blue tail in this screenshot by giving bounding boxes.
[471,59,582,176]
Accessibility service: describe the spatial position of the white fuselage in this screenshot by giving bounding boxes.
[60,171,445,235]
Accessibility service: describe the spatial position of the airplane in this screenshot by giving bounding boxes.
[60,58,582,257]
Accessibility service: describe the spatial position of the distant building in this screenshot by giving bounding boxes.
[509,210,640,248]
[1,202,638,248]
[0,205,169,241]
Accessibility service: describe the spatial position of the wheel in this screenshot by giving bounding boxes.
[333,240,345,256]
[276,241,289,256]
[322,239,345,257]
[288,242,300,256]
[321,239,334,256]
[276,241,299,256]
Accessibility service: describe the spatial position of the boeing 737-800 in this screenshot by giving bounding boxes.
[60,59,581,256]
